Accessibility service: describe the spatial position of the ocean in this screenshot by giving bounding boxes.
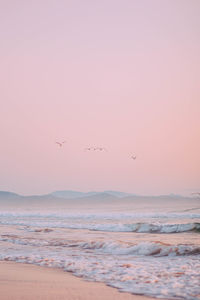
[0,195,200,299]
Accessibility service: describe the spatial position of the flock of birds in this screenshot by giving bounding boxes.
[55,140,137,160]
[55,141,200,196]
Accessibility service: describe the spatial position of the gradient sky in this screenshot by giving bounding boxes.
[0,0,200,195]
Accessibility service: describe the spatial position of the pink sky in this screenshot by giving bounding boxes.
[0,0,200,195]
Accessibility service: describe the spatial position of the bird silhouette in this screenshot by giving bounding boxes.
[84,147,107,151]
[131,155,137,160]
[84,147,94,151]
[94,147,107,151]
[55,141,66,147]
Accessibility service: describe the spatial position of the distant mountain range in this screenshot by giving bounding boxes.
[0,190,134,202]
[0,191,20,198]
[0,190,199,211]
[51,190,134,199]
[0,190,195,200]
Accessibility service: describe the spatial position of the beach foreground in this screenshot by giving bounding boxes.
[0,261,155,300]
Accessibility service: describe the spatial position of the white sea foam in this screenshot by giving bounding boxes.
[0,216,199,233]
[0,209,200,299]
[78,241,200,256]
[0,211,200,219]
[1,249,200,300]
[1,234,200,257]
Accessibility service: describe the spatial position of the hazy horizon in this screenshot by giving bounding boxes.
[0,188,199,198]
[1,0,200,196]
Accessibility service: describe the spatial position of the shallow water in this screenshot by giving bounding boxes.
[0,198,200,299]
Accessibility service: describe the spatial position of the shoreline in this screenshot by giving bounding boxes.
[0,261,156,300]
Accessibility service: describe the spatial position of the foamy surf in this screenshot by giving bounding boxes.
[1,218,200,233]
[1,235,200,256]
[1,250,200,300]
[0,207,200,299]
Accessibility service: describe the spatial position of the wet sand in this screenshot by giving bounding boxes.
[0,261,156,300]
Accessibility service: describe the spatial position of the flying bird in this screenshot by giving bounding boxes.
[55,141,66,147]
[94,147,107,151]
[84,147,107,151]
[131,155,137,160]
[84,147,94,151]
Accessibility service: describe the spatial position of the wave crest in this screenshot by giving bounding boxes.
[79,240,200,256]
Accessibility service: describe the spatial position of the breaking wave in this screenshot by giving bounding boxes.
[1,234,200,257]
[0,218,200,233]
[1,208,200,300]
[78,240,200,256]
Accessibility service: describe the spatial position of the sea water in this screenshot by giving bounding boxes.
[0,197,200,299]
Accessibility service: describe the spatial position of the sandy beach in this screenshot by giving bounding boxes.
[0,261,156,300]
